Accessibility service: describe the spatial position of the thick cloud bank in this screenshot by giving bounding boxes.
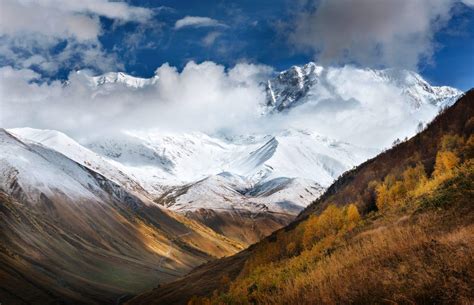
[0,62,271,137]
[0,61,444,148]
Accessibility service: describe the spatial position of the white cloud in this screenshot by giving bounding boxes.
[462,0,474,7]
[264,66,439,147]
[0,62,273,136]
[0,61,442,149]
[290,0,463,69]
[0,0,152,74]
[0,0,151,41]
[174,16,226,30]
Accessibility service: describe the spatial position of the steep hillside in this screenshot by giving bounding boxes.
[0,130,243,305]
[300,89,473,218]
[128,90,473,305]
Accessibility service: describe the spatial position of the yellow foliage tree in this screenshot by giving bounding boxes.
[303,215,319,249]
[375,174,405,210]
[440,134,464,153]
[346,204,361,225]
[402,163,427,194]
[316,204,345,237]
[433,151,460,178]
[303,205,345,249]
[375,182,389,211]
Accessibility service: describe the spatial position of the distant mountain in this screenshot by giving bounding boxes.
[9,62,462,246]
[85,71,159,88]
[265,62,462,112]
[10,128,372,239]
[10,127,362,244]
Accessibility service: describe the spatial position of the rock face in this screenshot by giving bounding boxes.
[265,62,462,112]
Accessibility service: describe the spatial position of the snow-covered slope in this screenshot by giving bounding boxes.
[228,129,376,186]
[9,128,149,197]
[0,129,101,203]
[84,131,243,194]
[158,172,324,215]
[9,127,367,216]
[265,62,462,112]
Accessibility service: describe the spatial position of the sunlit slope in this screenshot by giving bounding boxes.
[0,130,243,305]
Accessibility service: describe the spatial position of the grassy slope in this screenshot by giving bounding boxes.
[128,90,474,305]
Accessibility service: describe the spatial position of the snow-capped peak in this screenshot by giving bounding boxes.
[86,71,159,88]
[265,63,462,112]
[265,62,324,111]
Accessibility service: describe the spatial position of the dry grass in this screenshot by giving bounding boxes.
[273,223,474,305]
[198,206,474,305]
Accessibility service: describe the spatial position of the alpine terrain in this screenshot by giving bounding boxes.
[6,63,462,243]
[127,89,473,305]
[0,63,465,305]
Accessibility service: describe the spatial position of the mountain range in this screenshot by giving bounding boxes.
[0,63,464,304]
[127,88,473,305]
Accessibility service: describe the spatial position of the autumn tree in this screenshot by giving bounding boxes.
[439,134,464,153]
[346,203,361,226]
[433,151,460,179]
[402,163,427,194]
[316,204,345,237]
[303,215,319,249]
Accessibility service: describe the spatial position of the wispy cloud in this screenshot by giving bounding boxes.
[174,16,226,30]
[202,31,222,46]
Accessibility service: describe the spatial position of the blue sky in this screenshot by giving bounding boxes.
[421,5,474,90]
[0,0,473,90]
[103,0,474,90]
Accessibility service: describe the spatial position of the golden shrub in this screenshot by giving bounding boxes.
[346,203,361,225]
[434,151,460,178]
